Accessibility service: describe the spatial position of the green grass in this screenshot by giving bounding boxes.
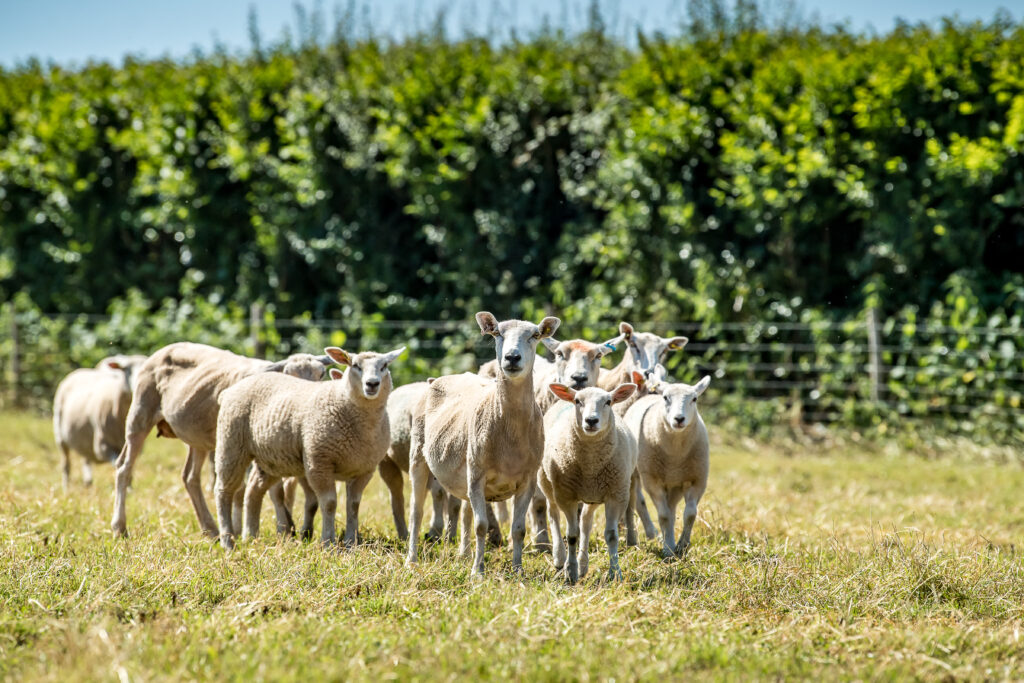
[1,409,1023,681]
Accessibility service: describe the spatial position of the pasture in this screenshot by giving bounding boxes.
[1,409,1022,681]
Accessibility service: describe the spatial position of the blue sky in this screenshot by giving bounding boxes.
[0,0,1019,68]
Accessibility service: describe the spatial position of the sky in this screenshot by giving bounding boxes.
[0,0,1019,68]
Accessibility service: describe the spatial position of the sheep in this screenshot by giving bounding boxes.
[527,332,623,550]
[539,381,639,583]
[213,346,404,549]
[378,380,457,542]
[406,313,559,575]
[598,323,688,406]
[109,342,332,538]
[52,355,148,489]
[624,375,711,557]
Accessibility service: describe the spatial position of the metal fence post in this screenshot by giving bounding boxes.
[867,307,881,402]
[250,303,265,359]
[9,306,21,407]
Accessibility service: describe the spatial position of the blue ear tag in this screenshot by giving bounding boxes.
[604,342,617,351]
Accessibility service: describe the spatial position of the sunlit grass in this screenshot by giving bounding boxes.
[1,410,1023,680]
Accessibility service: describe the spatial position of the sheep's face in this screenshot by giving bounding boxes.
[100,355,149,394]
[658,376,710,431]
[643,364,670,395]
[550,383,636,437]
[542,334,622,390]
[619,322,688,374]
[477,312,559,381]
[274,353,333,381]
[324,347,405,400]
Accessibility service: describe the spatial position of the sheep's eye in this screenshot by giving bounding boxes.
[555,352,563,360]
[574,399,582,406]
[532,332,540,340]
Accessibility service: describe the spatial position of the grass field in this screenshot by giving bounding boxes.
[1,409,1023,681]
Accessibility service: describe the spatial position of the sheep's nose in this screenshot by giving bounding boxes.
[585,416,599,427]
[673,415,685,426]
[570,372,588,384]
[504,350,522,363]
[365,379,380,389]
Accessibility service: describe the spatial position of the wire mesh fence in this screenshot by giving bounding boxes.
[2,306,1022,440]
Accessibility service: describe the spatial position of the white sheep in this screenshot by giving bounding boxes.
[52,355,148,489]
[378,380,458,542]
[539,381,638,583]
[214,346,404,549]
[599,323,688,407]
[527,333,623,549]
[110,342,332,538]
[624,375,711,557]
[406,313,559,575]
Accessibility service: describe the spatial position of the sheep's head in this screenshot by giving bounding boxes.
[549,383,636,437]
[540,332,623,390]
[264,353,334,381]
[325,346,405,400]
[99,355,149,394]
[476,312,559,381]
[655,376,710,432]
[642,364,670,395]
[618,322,688,374]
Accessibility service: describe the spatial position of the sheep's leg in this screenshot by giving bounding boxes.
[181,447,219,538]
[495,499,510,526]
[562,499,582,585]
[307,471,338,547]
[111,428,148,537]
[509,477,535,574]
[649,486,677,558]
[267,479,296,537]
[425,476,446,542]
[624,471,640,547]
[58,443,72,491]
[467,474,490,576]
[530,488,551,553]
[297,476,319,541]
[579,503,596,579]
[378,457,408,541]
[214,450,250,551]
[343,472,373,547]
[538,473,565,569]
[676,487,704,556]
[604,496,627,581]
[81,459,94,487]
[405,452,430,565]
[457,498,473,558]
[634,475,658,540]
[444,494,461,542]
[282,477,297,515]
[486,503,504,548]
[243,468,278,541]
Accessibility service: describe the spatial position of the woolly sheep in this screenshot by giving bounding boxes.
[214,346,404,549]
[539,381,639,583]
[52,355,148,489]
[406,313,559,575]
[599,323,688,409]
[624,375,711,557]
[110,342,332,538]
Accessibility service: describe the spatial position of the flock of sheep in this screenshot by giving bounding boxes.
[52,313,710,582]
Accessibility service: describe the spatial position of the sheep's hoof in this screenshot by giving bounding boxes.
[607,567,623,582]
[675,543,691,558]
[423,527,442,543]
[661,547,676,560]
[625,531,638,547]
[300,527,314,542]
[220,536,235,551]
[111,524,128,539]
[487,527,504,548]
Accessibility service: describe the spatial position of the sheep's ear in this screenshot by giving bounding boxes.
[329,368,345,380]
[619,322,634,339]
[383,347,406,364]
[540,337,560,353]
[548,383,576,402]
[611,383,637,404]
[694,375,711,396]
[666,336,689,351]
[104,359,123,370]
[597,333,625,358]
[316,355,334,366]
[324,347,352,366]
[537,317,560,340]
[427,377,436,385]
[262,360,286,373]
[630,371,645,389]
[476,312,500,336]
